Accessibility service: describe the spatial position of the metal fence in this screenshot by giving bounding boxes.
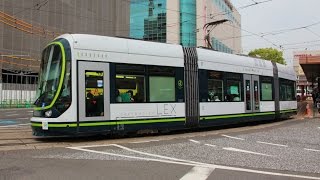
[0,71,38,108]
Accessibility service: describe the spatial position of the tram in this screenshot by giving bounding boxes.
[31,34,297,136]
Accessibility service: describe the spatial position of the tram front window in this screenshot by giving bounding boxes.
[34,40,72,117]
[35,45,62,107]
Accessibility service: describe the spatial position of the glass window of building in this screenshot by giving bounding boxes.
[180,0,196,47]
[130,0,167,43]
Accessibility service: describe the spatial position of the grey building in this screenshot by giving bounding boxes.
[0,0,129,105]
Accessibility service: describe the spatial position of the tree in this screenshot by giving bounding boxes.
[248,48,286,65]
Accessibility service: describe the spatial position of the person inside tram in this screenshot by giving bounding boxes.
[121,90,134,102]
[213,95,221,101]
[96,92,104,116]
[233,94,240,101]
[86,90,93,99]
[127,90,134,102]
[86,90,94,116]
[116,89,122,102]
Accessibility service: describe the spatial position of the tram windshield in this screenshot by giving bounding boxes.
[34,39,71,115]
[35,44,62,106]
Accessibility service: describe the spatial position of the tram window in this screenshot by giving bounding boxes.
[85,71,104,117]
[261,83,273,101]
[280,79,295,101]
[245,80,251,110]
[149,76,175,102]
[207,71,223,102]
[286,84,294,100]
[116,75,145,103]
[116,64,145,75]
[148,66,175,76]
[280,84,286,101]
[254,81,260,110]
[208,79,223,102]
[61,61,72,98]
[260,77,273,101]
[226,80,242,102]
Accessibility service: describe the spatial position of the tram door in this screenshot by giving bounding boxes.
[243,75,260,113]
[77,61,110,129]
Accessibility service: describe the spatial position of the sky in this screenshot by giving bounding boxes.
[229,0,320,65]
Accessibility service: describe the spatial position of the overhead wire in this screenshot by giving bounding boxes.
[13,0,49,16]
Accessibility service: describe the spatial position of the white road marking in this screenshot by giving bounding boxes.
[130,140,160,144]
[223,147,273,157]
[112,144,206,165]
[257,141,288,147]
[0,123,30,128]
[221,134,245,140]
[204,144,216,147]
[304,148,320,152]
[180,166,215,180]
[214,164,320,180]
[189,139,200,144]
[5,114,19,117]
[68,144,113,149]
[17,117,29,120]
[68,145,320,180]
[0,125,19,128]
[68,146,204,167]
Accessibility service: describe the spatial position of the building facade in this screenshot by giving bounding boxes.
[293,50,320,97]
[130,0,241,54]
[0,0,129,105]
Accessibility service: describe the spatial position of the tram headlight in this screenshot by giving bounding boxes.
[45,110,52,117]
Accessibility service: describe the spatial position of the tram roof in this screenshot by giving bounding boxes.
[67,34,184,59]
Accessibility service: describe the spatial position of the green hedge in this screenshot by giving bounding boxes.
[0,100,34,108]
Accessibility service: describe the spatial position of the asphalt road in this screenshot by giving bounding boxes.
[0,108,33,127]
[0,109,320,180]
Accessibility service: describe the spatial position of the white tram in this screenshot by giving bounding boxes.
[31,34,297,136]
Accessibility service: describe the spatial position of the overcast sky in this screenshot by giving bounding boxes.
[229,0,320,65]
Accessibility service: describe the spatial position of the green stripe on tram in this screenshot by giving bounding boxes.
[117,118,185,125]
[201,112,275,120]
[280,109,297,113]
[31,111,284,128]
[31,117,185,128]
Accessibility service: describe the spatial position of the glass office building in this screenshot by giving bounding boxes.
[180,0,196,47]
[130,0,197,46]
[130,0,167,42]
[130,0,241,52]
